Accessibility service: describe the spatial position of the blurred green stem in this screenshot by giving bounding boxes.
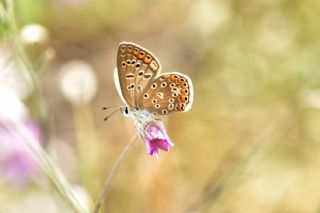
[8,120,89,213]
[73,105,101,198]
[94,134,138,213]
[4,0,49,119]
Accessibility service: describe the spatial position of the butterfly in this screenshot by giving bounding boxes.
[113,41,194,156]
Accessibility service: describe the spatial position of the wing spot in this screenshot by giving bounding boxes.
[121,62,126,67]
[169,98,174,103]
[144,55,152,63]
[157,92,164,99]
[135,63,141,68]
[131,60,136,65]
[138,51,145,59]
[151,83,157,89]
[126,60,131,64]
[162,109,168,115]
[127,46,133,53]
[161,82,167,88]
[169,83,175,88]
[138,70,144,76]
[127,84,135,90]
[181,89,188,95]
[144,74,152,79]
[152,99,157,104]
[155,104,160,109]
[168,103,174,110]
[133,48,139,56]
[150,61,158,71]
[172,92,178,97]
[126,74,135,79]
[143,93,149,99]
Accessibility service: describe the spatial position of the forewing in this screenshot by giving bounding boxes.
[116,42,161,108]
[139,72,194,115]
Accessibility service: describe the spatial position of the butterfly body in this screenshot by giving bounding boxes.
[120,107,157,135]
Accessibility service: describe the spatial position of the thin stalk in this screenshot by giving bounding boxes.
[94,134,138,213]
[7,120,89,213]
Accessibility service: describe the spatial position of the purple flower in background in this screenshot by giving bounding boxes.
[0,86,41,185]
[144,123,174,158]
[1,121,41,185]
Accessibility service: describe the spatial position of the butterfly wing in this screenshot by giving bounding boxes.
[139,72,194,115]
[116,42,161,108]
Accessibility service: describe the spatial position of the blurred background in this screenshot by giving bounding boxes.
[1,0,320,212]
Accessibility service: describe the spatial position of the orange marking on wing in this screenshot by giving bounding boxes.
[127,46,133,53]
[133,48,139,56]
[161,75,169,80]
[180,82,188,88]
[177,104,182,111]
[144,55,152,64]
[181,89,188,95]
[138,52,145,59]
[180,96,187,103]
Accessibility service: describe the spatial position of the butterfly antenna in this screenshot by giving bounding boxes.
[103,109,119,121]
[102,106,121,110]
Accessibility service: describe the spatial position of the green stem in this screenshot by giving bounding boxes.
[8,120,90,213]
[94,134,138,213]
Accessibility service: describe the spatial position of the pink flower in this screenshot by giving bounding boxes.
[144,123,174,158]
[0,120,41,185]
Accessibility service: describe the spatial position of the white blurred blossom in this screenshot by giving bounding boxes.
[0,47,32,99]
[59,60,97,105]
[299,90,320,109]
[187,0,230,36]
[20,24,49,45]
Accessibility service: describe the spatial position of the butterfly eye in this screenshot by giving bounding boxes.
[151,83,157,89]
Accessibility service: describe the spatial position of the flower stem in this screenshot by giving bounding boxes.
[94,134,138,213]
[7,120,90,213]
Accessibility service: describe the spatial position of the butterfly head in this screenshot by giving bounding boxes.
[120,106,130,117]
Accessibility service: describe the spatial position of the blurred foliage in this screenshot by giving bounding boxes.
[1,0,320,212]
